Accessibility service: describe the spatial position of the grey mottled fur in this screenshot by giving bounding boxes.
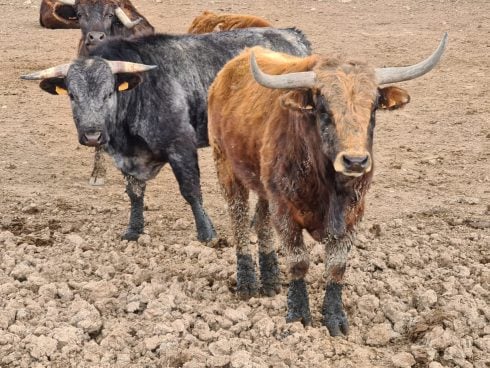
[286,279,312,326]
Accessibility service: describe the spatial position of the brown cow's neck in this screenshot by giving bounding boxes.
[265,106,372,241]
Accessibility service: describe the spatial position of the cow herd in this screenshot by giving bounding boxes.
[21,0,447,337]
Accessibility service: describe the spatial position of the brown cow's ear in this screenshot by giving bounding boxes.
[280,91,315,114]
[39,78,68,95]
[116,73,142,92]
[378,86,410,110]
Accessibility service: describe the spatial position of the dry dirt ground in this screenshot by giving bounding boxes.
[0,0,489,367]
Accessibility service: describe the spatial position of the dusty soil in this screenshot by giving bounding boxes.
[0,0,489,367]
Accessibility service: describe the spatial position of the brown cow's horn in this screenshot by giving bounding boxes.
[250,51,316,89]
[375,33,448,85]
[105,60,157,74]
[115,7,142,29]
[20,64,71,80]
[58,0,76,5]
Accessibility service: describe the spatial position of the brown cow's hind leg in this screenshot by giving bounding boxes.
[254,198,280,297]
[213,146,257,299]
[322,234,353,336]
[274,212,311,325]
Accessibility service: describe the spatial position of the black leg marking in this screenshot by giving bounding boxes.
[259,251,281,297]
[122,175,146,241]
[322,282,349,336]
[286,279,311,326]
[236,253,258,300]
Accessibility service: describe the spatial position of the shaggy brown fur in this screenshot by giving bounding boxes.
[208,47,410,333]
[187,11,272,34]
[40,0,79,29]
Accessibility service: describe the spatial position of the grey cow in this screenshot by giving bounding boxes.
[21,28,311,242]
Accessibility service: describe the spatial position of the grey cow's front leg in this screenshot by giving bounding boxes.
[322,233,353,336]
[122,174,146,241]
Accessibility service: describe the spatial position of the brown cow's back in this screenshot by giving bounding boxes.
[188,11,272,33]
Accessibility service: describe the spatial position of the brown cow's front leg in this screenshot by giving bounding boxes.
[89,146,106,186]
[322,233,354,336]
[253,198,280,297]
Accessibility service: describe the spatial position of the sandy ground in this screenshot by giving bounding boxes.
[0,0,489,367]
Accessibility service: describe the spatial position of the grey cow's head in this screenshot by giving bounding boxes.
[58,0,145,55]
[21,58,156,146]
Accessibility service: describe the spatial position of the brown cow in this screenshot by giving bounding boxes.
[188,10,272,34]
[40,0,79,29]
[40,0,154,185]
[208,34,447,336]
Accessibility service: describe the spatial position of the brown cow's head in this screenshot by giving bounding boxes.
[58,0,151,55]
[250,34,447,178]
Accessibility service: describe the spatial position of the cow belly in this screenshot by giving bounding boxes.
[112,153,165,181]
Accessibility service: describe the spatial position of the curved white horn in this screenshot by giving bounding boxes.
[58,0,76,5]
[105,60,157,74]
[375,33,448,85]
[250,51,316,89]
[20,64,71,80]
[115,7,142,29]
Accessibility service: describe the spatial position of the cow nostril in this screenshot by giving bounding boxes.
[99,33,105,41]
[342,154,370,171]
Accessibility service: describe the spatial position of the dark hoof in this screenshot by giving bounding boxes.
[197,227,217,243]
[237,283,258,300]
[89,176,105,186]
[286,279,312,326]
[259,251,281,297]
[323,282,349,336]
[206,237,230,248]
[323,311,349,336]
[121,229,141,241]
[236,254,258,300]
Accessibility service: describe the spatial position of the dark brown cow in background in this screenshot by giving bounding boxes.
[39,0,155,185]
[188,10,272,33]
[40,0,79,29]
[208,34,447,336]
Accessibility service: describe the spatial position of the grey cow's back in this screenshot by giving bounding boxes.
[90,28,311,151]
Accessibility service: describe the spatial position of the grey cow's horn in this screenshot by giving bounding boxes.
[375,33,448,85]
[250,51,316,89]
[115,7,142,29]
[105,60,157,74]
[20,63,71,80]
[58,0,76,5]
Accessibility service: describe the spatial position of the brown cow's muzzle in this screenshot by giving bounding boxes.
[333,152,372,177]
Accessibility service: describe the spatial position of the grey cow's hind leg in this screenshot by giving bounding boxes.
[254,198,280,297]
[168,147,216,243]
[122,174,146,241]
[89,146,106,186]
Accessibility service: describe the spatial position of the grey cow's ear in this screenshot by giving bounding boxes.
[39,78,68,95]
[116,73,143,92]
